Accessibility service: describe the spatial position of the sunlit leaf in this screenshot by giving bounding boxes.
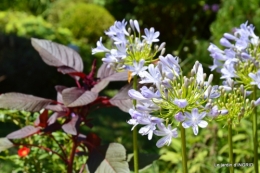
[62,115,79,135]
[0,93,53,112]
[109,84,133,112]
[0,138,14,152]
[31,38,83,72]
[6,125,41,139]
[55,85,67,103]
[159,151,181,164]
[91,63,128,93]
[62,87,98,107]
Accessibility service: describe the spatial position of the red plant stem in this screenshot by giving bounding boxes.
[76,80,81,88]
[67,136,78,173]
[79,163,86,173]
[49,134,67,158]
[13,142,68,164]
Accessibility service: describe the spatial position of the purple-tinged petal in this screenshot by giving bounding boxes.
[173,98,188,108]
[128,89,147,100]
[175,112,186,122]
[192,125,199,135]
[198,120,208,128]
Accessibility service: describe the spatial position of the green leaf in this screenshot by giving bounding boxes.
[159,151,181,164]
[232,134,247,142]
[86,143,129,173]
[0,138,14,152]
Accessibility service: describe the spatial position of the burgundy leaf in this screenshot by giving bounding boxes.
[105,71,128,81]
[0,93,53,112]
[57,66,87,81]
[57,66,78,74]
[62,87,98,107]
[31,38,83,72]
[55,85,67,103]
[85,132,101,153]
[62,115,79,135]
[109,84,133,112]
[97,63,128,81]
[6,126,41,139]
[34,109,48,128]
[43,122,62,133]
[90,80,110,93]
[45,104,68,112]
[47,111,67,125]
[91,63,128,93]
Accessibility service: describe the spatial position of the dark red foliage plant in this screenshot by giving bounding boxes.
[0,38,132,173]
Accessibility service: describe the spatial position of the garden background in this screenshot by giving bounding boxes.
[0,0,259,172]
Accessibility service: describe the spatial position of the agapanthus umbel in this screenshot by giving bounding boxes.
[127,57,227,147]
[92,19,165,76]
[208,21,260,90]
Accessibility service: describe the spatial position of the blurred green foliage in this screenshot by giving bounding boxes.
[60,3,115,41]
[0,11,74,44]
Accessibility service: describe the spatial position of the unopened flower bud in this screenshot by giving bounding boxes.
[207,85,212,98]
[193,61,200,73]
[205,102,212,110]
[129,19,134,31]
[184,77,189,88]
[239,85,245,96]
[175,112,186,122]
[160,48,166,56]
[220,109,228,115]
[191,69,196,76]
[127,27,132,35]
[158,42,166,51]
[207,74,213,86]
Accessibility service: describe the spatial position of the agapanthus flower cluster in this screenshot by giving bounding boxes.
[127,56,229,147]
[92,19,165,76]
[208,21,260,90]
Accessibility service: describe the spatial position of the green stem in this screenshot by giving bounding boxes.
[252,86,259,173]
[228,122,234,173]
[133,75,139,173]
[180,125,188,173]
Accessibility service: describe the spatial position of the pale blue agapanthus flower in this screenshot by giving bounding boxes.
[154,123,178,148]
[253,97,260,106]
[142,27,160,44]
[249,70,260,89]
[139,64,162,89]
[182,108,208,135]
[92,37,110,54]
[140,86,161,99]
[105,19,129,37]
[138,116,162,140]
[125,59,147,77]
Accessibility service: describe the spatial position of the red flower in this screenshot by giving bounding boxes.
[18,147,30,157]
